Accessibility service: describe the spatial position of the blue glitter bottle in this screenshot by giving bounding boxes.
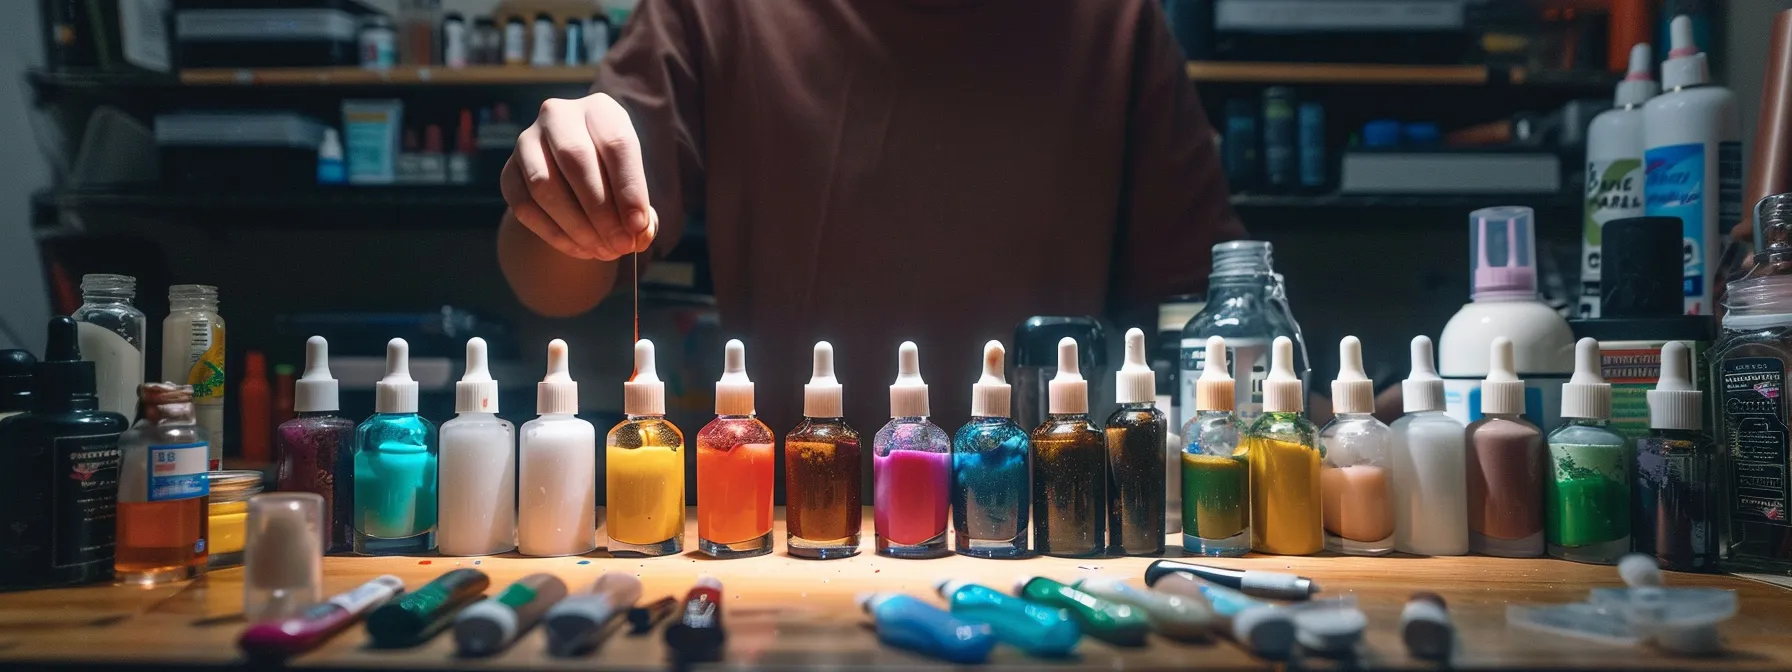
[353,338,439,555]
[951,341,1030,558]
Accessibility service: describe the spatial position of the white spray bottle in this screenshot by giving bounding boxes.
[1643,14,1739,315]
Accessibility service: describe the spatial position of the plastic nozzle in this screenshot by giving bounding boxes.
[1403,336,1445,413]
[1661,15,1709,89]
[1669,15,1697,57]
[970,340,1011,418]
[1116,328,1154,404]
[1332,336,1372,414]
[804,341,842,418]
[1626,43,1652,79]
[715,339,755,415]
[1194,335,1235,412]
[1562,338,1612,420]
[890,341,930,418]
[538,338,579,415]
[625,339,665,416]
[46,316,80,362]
[375,338,418,413]
[1261,336,1302,413]
[1657,341,1693,391]
[455,337,498,414]
[1048,337,1088,414]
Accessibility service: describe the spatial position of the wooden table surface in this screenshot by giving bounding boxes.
[1,508,1788,670]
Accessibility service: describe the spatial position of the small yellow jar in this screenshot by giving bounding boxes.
[207,470,264,568]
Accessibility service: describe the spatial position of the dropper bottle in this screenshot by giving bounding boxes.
[1031,337,1107,558]
[1388,336,1469,556]
[1245,336,1321,555]
[1318,336,1394,556]
[352,338,439,555]
[785,342,862,559]
[1546,337,1631,564]
[518,339,597,557]
[274,336,357,552]
[1464,337,1545,558]
[604,340,685,556]
[950,341,1030,558]
[437,337,517,556]
[1634,341,1718,571]
[873,341,952,558]
[1105,328,1166,555]
[695,339,776,558]
[1181,335,1248,556]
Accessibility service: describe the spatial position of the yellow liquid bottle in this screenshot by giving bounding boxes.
[1245,336,1323,555]
[606,340,685,556]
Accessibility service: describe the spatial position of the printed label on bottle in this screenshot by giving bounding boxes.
[181,322,225,403]
[52,434,121,569]
[1581,157,1645,318]
[1644,142,1719,314]
[1721,358,1791,527]
[1181,338,1268,421]
[147,442,209,501]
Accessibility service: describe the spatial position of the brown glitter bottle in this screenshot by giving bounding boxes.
[1033,338,1107,557]
[785,342,862,559]
[1105,328,1165,555]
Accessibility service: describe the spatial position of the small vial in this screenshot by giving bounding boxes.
[1247,337,1322,556]
[1105,328,1167,556]
[951,341,1029,558]
[437,338,517,557]
[1634,342,1718,571]
[116,382,211,585]
[1466,337,1546,557]
[517,340,597,557]
[1547,338,1632,564]
[1318,336,1395,555]
[695,340,776,558]
[606,341,685,556]
[1182,336,1249,556]
[1390,337,1469,556]
[873,342,951,558]
[1032,338,1107,558]
[785,342,862,559]
[352,339,438,555]
[243,493,324,622]
[275,337,356,552]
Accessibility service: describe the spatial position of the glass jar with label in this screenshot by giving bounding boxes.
[116,383,211,585]
[207,470,265,568]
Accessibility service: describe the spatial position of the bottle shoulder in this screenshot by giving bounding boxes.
[875,417,950,449]
[1029,417,1102,442]
[697,415,775,444]
[1547,422,1627,446]
[953,417,1028,442]
[788,418,861,444]
[1104,406,1165,427]
[443,413,515,430]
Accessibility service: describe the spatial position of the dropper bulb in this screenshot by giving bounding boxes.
[980,340,1006,384]
[812,341,834,380]
[1056,337,1079,376]
[1200,336,1229,380]
[1269,336,1295,381]
[545,338,571,382]
[1409,336,1438,378]
[634,339,659,383]
[45,317,80,362]
[1488,337,1516,382]
[1658,341,1693,391]
[384,338,409,378]
[1570,337,1605,384]
[721,339,748,381]
[1123,328,1147,368]
[463,337,492,382]
[1338,335,1366,381]
[303,336,331,379]
[898,341,920,378]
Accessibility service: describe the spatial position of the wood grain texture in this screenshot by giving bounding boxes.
[0,508,1787,670]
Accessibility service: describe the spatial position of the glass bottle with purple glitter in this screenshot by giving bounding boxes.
[874,342,951,558]
[274,336,356,553]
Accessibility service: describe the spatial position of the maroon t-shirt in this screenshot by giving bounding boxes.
[597,0,1244,437]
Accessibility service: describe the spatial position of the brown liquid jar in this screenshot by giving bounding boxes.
[1464,337,1545,557]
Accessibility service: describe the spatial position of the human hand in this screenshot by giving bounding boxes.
[501,92,657,261]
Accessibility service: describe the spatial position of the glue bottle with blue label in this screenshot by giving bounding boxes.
[117,381,212,585]
[1643,14,1739,316]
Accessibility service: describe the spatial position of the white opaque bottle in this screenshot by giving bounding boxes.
[1643,15,1739,316]
[1389,336,1468,556]
[162,284,227,468]
[437,337,517,556]
[517,339,597,556]
[72,273,146,423]
[1579,43,1657,318]
[1318,336,1394,556]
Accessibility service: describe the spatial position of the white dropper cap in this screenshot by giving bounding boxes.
[1648,341,1701,431]
[804,341,843,418]
[1661,16,1709,91]
[970,340,1011,418]
[1402,336,1445,413]
[1194,336,1235,412]
[1480,337,1525,416]
[537,338,579,415]
[625,340,664,415]
[374,338,418,413]
[1331,336,1372,414]
[715,339,755,415]
[294,335,339,413]
[1115,328,1155,405]
[1615,43,1659,107]
[1048,337,1088,414]
[1262,336,1302,413]
[1561,338,1611,420]
[455,337,498,414]
[889,341,929,418]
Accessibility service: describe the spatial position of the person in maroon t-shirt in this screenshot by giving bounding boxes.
[497,0,1245,436]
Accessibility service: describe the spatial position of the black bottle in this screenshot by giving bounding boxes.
[0,317,129,589]
[0,349,32,419]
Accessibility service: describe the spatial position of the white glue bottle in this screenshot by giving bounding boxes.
[1439,206,1575,429]
[1581,43,1658,318]
[1643,14,1739,316]
[437,337,517,556]
[518,339,598,557]
[1388,336,1468,556]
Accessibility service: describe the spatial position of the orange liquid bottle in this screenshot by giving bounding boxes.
[116,382,211,584]
[694,340,775,558]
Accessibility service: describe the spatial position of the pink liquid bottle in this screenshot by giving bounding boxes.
[873,342,951,558]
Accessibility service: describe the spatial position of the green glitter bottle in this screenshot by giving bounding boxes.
[1546,338,1630,564]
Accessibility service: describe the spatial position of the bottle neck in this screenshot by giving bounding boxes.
[1561,417,1610,429]
[1118,402,1154,411]
[80,292,136,306]
[803,415,843,423]
[626,413,665,422]
[1195,409,1235,420]
[296,410,339,419]
[715,413,755,420]
[891,415,928,423]
[1046,412,1087,422]
[170,298,219,313]
[1204,275,1273,301]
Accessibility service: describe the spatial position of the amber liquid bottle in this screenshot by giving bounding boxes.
[1032,337,1107,557]
[116,382,211,584]
[785,342,862,558]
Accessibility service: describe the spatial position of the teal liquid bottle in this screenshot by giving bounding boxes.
[354,338,439,555]
[951,341,1030,558]
[935,580,1080,657]
[1546,338,1630,564]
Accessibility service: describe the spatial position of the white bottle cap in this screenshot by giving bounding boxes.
[1047,337,1088,414]
[625,340,665,416]
[1614,43,1659,107]
[1648,341,1701,431]
[889,341,929,418]
[804,341,843,418]
[1402,336,1445,413]
[455,337,499,414]
[1262,336,1303,413]
[715,339,755,415]
[293,335,339,413]
[537,338,579,415]
[1661,15,1709,91]
[1480,337,1524,416]
[1194,336,1235,412]
[1115,328,1155,405]
[374,338,418,413]
[970,340,1011,418]
[320,127,344,160]
[1331,336,1372,414]
[1561,338,1611,420]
